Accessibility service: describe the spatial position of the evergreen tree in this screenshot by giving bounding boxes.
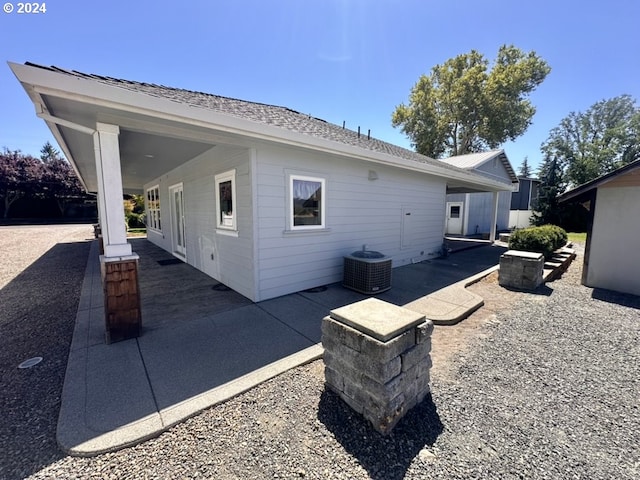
[532,156,564,226]
[519,156,532,177]
[40,141,62,162]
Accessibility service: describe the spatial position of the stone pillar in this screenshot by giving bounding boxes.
[322,298,433,435]
[499,250,544,290]
[101,255,142,344]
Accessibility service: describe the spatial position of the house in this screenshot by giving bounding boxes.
[559,159,640,297]
[10,61,513,341]
[440,150,518,237]
[509,177,540,229]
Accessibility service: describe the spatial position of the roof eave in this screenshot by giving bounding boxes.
[10,61,512,192]
[559,159,640,203]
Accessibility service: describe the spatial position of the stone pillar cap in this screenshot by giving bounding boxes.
[502,250,544,259]
[329,298,425,342]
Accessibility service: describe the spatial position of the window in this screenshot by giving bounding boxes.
[450,205,461,218]
[215,170,237,231]
[146,185,161,231]
[290,175,325,230]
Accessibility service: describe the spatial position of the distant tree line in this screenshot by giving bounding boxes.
[534,94,640,229]
[0,142,96,220]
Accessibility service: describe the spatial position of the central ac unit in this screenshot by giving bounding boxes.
[343,250,392,294]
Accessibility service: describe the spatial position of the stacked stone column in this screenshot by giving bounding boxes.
[322,298,433,435]
[499,250,544,290]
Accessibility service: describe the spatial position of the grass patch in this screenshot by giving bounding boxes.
[127,228,147,237]
[567,232,587,243]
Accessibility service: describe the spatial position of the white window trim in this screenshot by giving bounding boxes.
[146,185,161,232]
[288,174,326,231]
[215,169,237,232]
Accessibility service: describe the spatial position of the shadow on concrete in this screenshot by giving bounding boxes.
[317,389,444,480]
[59,238,506,455]
[591,288,640,309]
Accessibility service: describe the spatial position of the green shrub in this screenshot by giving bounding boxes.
[508,224,567,259]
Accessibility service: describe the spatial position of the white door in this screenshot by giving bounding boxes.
[169,183,186,257]
[445,202,464,235]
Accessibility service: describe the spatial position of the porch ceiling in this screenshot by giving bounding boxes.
[41,94,222,193]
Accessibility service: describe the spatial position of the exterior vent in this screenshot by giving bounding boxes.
[343,250,392,294]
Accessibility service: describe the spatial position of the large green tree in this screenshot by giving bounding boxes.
[392,45,550,158]
[542,95,640,187]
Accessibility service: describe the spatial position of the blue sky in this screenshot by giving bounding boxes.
[1,0,639,173]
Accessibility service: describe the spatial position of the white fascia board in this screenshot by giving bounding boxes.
[8,64,90,191]
[10,62,511,192]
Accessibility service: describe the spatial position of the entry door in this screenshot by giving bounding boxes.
[445,202,464,235]
[169,183,186,257]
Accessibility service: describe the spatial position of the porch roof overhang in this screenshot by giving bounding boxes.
[9,61,513,195]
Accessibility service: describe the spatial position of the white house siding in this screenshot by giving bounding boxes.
[447,191,510,235]
[144,145,256,300]
[475,158,513,183]
[587,186,640,296]
[254,145,446,301]
[467,191,511,234]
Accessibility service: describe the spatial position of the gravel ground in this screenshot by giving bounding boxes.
[0,225,93,480]
[2,228,639,479]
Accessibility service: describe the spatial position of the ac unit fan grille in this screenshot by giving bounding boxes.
[343,255,392,294]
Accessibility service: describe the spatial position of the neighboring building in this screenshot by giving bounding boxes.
[440,150,518,237]
[11,61,512,318]
[509,177,540,229]
[559,159,640,297]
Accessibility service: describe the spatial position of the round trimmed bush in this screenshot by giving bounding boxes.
[508,224,567,259]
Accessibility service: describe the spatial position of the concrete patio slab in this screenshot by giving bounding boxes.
[57,238,507,455]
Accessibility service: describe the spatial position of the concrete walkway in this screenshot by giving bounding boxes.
[58,239,506,456]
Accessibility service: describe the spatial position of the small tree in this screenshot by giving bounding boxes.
[532,156,564,226]
[40,141,61,163]
[124,194,145,229]
[519,156,533,177]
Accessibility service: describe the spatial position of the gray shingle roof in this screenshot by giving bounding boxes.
[26,62,467,175]
[440,149,518,183]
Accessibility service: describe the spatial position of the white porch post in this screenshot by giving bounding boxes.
[93,123,131,257]
[490,191,499,242]
[93,123,142,343]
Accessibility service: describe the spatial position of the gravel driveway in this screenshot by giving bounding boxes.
[2,227,639,479]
